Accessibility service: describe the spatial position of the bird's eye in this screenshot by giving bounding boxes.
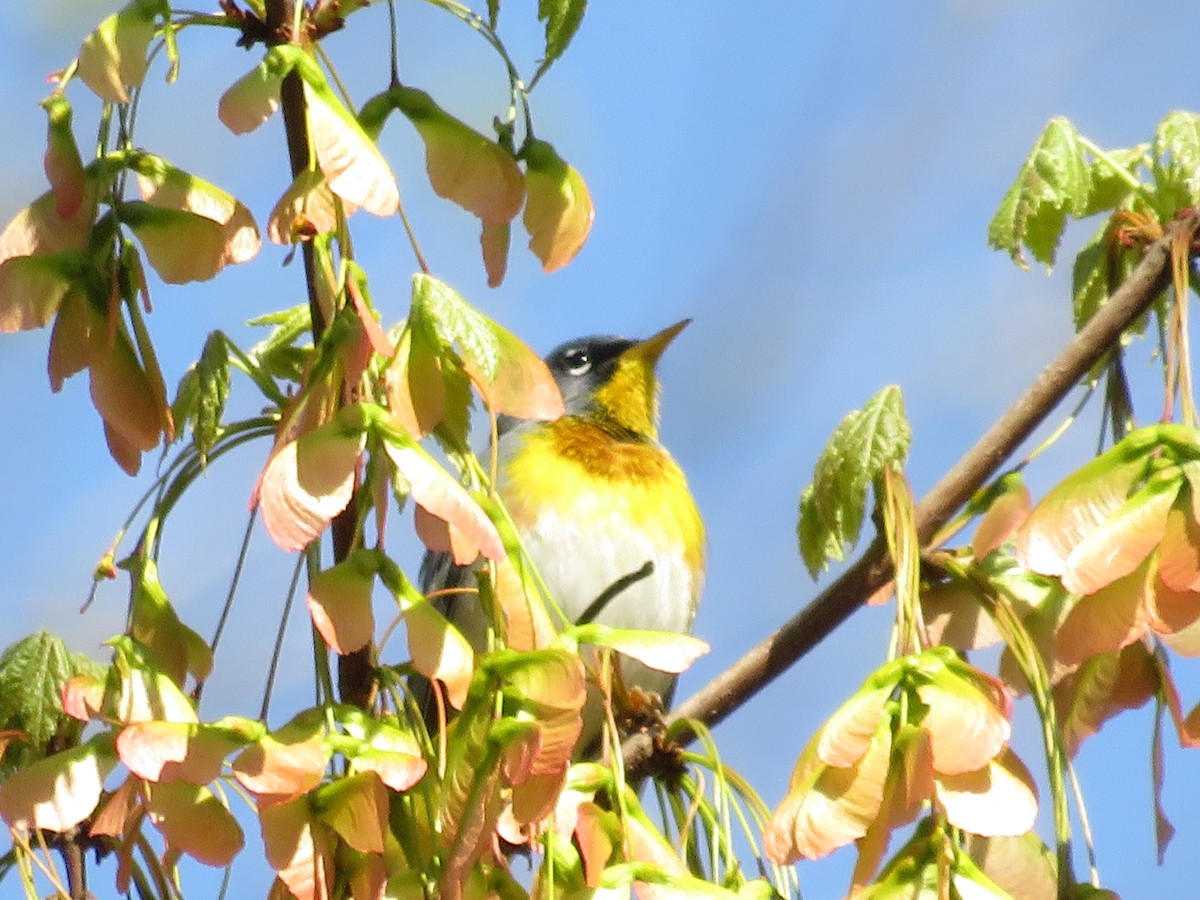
[563,348,591,376]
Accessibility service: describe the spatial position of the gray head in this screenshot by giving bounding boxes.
[543,334,638,417]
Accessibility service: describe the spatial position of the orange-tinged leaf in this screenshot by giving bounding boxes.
[964,832,1057,900]
[494,554,557,651]
[120,202,230,284]
[973,478,1032,559]
[414,505,479,567]
[259,423,365,552]
[114,657,198,725]
[133,156,260,265]
[573,625,710,675]
[105,420,143,476]
[1055,642,1157,755]
[305,83,399,218]
[0,738,117,833]
[816,685,891,768]
[345,274,393,359]
[501,648,588,713]
[764,716,891,863]
[348,853,387,900]
[349,722,426,791]
[307,554,376,655]
[46,287,95,388]
[260,795,335,900]
[1158,613,1200,656]
[460,321,564,422]
[934,747,1038,837]
[76,0,157,103]
[921,578,1004,651]
[395,86,524,224]
[117,721,241,785]
[1060,473,1179,595]
[481,221,511,288]
[403,597,474,709]
[1017,443,1151,577]
[1056,563,1151,665]
[1158,501,1200,592]
[0,185,95,265]
[1149,567,1200,639]
[384,325,446,439]
[522,138,594,272]
[386,440,504,562]
[0,254,87,334]
[316,772,387,854]
[575,801,616,887]
[1156,654,1200,748]
[917,671,1012,775]
[268,170,348,243]
[852,726,933,890]
[61,674,105,721]
[233,723,329,807]
[887,725,935,829]
[90,323,164,454]
[218,54,285,135]
[89,774,142,839]
[624,806,688,875]
[147,779,245,867]
[41,95,87,220]
[1184,460,1200,523]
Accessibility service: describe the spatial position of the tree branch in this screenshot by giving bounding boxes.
[625,214,1196,776]
[266,0,373,708]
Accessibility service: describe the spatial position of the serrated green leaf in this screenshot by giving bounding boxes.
[796,385,911,577]
[1151,110,1200,216]
[412,273,499,378]
[1071,224,1109,332]
[0,631,101,775]
[987,116,1091,270]
[797,483,845,577]
[174,331,229,462]
[534,0,587,83]
[248,302,313,386]
[1082,144,1147,217]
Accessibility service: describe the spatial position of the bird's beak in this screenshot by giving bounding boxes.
[624,318,691,367]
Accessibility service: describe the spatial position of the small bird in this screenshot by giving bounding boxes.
[420,320,705,754]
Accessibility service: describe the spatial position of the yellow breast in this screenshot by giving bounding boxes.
[499,417,706,577]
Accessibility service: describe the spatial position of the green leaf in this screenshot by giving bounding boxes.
[796,385,911,577]
[1081,144,1146,217]
[410,272,562,446]
[0,632,102,776]
[173,331,230,462]
[987,116,1091,270]
[1151,110,1200,216]
[248,302,312,385]
[76,0,162,103]
[535,0,587,83]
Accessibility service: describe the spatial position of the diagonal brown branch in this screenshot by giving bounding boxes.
[625,213,1197,777]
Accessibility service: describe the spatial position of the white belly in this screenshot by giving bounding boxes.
[518,505,701,707]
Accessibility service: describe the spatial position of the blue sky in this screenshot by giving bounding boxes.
[4,2,1200,897]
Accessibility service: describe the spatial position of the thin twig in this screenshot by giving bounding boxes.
[623,215,1195,777]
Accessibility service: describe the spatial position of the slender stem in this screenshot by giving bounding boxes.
[194,507,259,709]
[260,552,305,721]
